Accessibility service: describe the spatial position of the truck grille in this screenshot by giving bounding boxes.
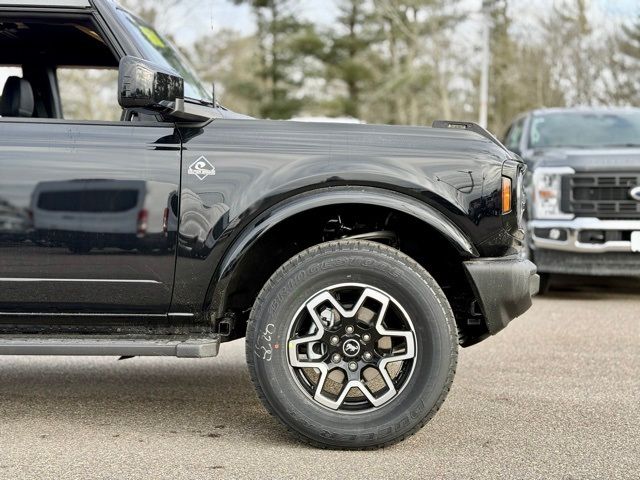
[562,173,640,218]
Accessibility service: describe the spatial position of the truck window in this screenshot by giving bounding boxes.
[530,112,640,148]
[0,15,119,121]
[37,189,139,213]
[57,68,120,121]
[504,118,525,151]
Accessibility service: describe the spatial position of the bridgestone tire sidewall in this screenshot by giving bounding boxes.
[247,241,457,448]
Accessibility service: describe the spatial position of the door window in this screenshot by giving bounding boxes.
[0,14,120,121]
[57,68,120,121]
[37,189,139,213]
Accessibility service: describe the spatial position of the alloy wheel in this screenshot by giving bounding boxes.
[287,283,417,412]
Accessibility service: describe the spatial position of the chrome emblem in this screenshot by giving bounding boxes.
[342,339,361,357]
[188,156,216,180]
[630,186,640,201]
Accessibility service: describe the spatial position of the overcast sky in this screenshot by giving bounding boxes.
[157,0,640,46]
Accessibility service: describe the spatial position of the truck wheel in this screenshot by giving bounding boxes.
[246,240,458,449]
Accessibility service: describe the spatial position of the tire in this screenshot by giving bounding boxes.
[246,240,458,449]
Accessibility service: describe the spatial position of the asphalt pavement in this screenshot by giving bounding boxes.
[0,277,638,479]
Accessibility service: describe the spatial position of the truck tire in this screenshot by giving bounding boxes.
[246,240,458,449]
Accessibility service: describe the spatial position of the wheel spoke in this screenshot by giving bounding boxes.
[362,365,397,407]
[351,287,389,320]
[377,331,415,362]
[312,368,335,408]
[287,295,328,366]
[288,338,324,366]
[307,290,350,319]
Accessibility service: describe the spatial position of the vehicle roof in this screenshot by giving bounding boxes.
[530,106,640,116]
[0,0,90,7]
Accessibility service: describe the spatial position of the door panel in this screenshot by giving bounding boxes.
[0,120,180,313]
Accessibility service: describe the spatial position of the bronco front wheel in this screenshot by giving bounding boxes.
[246,240,458,449]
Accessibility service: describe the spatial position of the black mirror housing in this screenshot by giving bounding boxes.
[118,56,184,110]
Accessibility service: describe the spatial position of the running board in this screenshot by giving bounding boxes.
[0,334,220,358]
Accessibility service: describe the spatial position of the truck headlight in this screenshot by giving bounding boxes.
[531,167,575,220]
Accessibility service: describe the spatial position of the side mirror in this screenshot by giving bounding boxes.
[118,56,184,111]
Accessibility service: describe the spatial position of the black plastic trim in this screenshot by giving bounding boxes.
[463,255,539,334]
[432,120,510,153]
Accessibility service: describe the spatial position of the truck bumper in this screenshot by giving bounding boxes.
[463,255,539,335]
[530,218,640,276]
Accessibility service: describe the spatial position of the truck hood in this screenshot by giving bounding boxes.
[528,147,640,172]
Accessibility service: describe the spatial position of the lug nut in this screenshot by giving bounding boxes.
[330,336,340,345]
[345,326,354,334]
[362,333,371,342]
[363,352,372,361]
[348,361,358,371]
[332,353,342,363]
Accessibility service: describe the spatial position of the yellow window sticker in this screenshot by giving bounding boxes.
[140,26,165,48]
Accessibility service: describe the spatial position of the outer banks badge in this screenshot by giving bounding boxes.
[188,156,216,180]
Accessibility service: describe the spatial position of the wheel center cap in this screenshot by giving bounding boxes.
[342,339,361,357]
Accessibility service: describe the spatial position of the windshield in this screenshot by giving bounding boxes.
[529,111,640,149]
[117,9,211,103]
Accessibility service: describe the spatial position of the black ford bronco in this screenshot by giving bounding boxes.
[0,0,538,449]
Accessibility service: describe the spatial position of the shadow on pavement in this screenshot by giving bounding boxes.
[0,343,301,449]
[543,274,640,300]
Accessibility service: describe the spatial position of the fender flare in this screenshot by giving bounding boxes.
[208,186,478,317]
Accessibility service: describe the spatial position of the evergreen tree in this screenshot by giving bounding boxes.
[233,0,317,119]
[320,0,379,119]
[191,30,262,115]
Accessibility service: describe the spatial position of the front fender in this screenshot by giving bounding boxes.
[171,120,508,317]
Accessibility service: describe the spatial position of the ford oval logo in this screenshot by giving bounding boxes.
[630,186,640,201]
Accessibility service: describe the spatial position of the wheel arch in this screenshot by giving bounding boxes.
[208,186,486,345]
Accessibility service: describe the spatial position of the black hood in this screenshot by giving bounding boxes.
[528,147,640,172]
